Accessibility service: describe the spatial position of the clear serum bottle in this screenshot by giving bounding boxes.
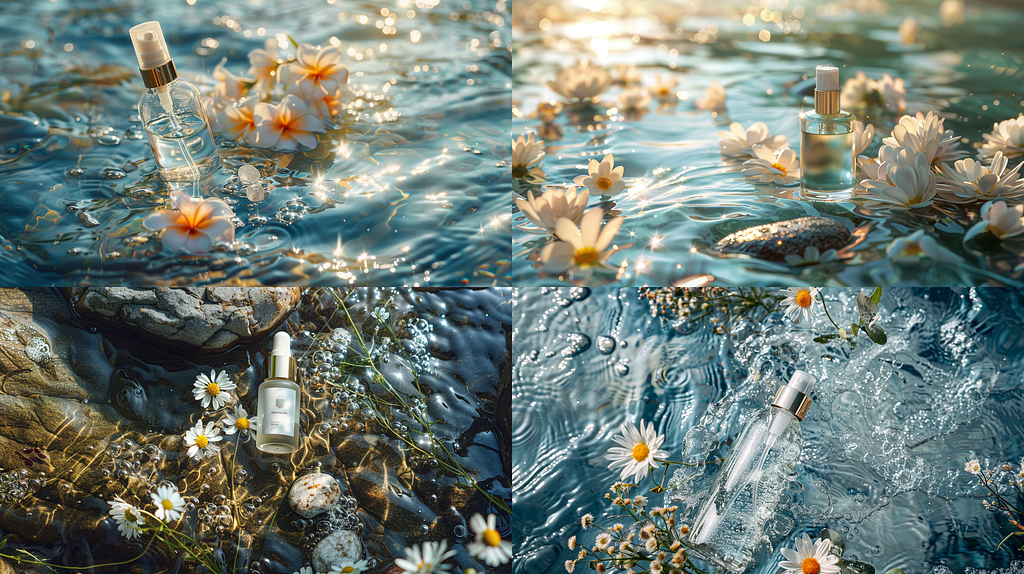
[687,371,816,572]
[257,332,301,454]
[799,65,855,196]
[129,21,221,181]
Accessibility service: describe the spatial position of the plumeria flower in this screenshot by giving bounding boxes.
[329,559,369,574]
[143,191,236,255]
[574,153,626,195]
[212,57,253,100]
[964,200,1024,242]
[695,81,726,111]
[780,288,820,323]
[885,229,964,263]
[741,145,800,186]
[540,207,624,278]
[108,496,146,540]
[979,114,1024,161]
[718,122,788,159]
[936,151,1024,204]
[779,534,841,574]
[861,146,937,209]
[184,419,223,459]
[964,459,981,474]
[219,94,262,143]
[394,540,455,574]
[193,369,236,410]
[277,43,349,100]
[247,40,281,96]
[515,186,589,233]
[467,513,513,566]
[899,16,920,45]
[881,111,967,166]
[221,405,257,440]
[784,246,837,267]
[852,120,875,158]
[940,0,965,25]
[617,86,651,111]
[604,419,669,482]
[547,61,613,103]
[613,63,642,84]
[511,132,544,178]
[649,75,679,100]
[305,87,346,122]
[252,94,327,152]
[840,71,906,113]
[150,485,186,522]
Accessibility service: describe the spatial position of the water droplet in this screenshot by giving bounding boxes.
[419,524,429,534]
[597,336,616,354]
[248,215,268,226]
[276,211,301,224]
[614,360,630,375]
[440,201,453,208]
[130,188,154,199]
[69,167,85,176]
[97,134,121,146]
[104,169,126,179]
[67,247,83,256]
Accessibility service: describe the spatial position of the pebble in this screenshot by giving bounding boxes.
[288,472,341,519]
[312,529,363,572]
[715,217,852,262]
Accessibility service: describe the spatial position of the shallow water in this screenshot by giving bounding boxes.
[512,288,1024,574]
[0,287,510,573]
[510,0,1024,286]
[0,0,511,285]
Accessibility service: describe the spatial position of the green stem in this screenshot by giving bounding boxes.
[817,292,841,330]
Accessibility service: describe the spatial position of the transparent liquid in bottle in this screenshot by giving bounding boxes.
[145,112,220,181]
[799,110,855,199]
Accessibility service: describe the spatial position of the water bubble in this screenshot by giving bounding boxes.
[614,360,630,375]
[248,215,268,226]
[130,187,154,199]
[69,167,85,176]
[419,524,429,534]
[103,169,126,179]
[97,134,121,146]
[597,336,616,354]
[454,524,466,537]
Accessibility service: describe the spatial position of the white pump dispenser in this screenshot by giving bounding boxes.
[257,332,300,454]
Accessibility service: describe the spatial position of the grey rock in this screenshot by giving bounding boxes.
[716,217,852,262]
[312,529,363,572]
[288,472,341,519]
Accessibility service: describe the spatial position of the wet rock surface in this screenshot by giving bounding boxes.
[312,529,364,572]
[715,217,852,262]
[288,472,342,518]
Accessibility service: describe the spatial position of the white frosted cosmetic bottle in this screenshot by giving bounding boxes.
[256,332,301,454]
[687,370,816,572]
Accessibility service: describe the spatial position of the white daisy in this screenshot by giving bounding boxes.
[581,514,594,529]
[150,484,186,522]
[595,532,612,550]
[565,560,577,573]
[511,132,544,178]
[394,540,455,574]
[650,560,663,573]
[516,186,589,233]
[467,513,512,566]
[604,419,669,483]
[295,567,313,574]
[718,122,788,160]
[192,369,236,410]
[780,288,820,323]
[633,494,647,508]
[899,16,919,45]
[840,71,906,113]
[881,111,967,167]
[779,534,841,574]
[741,145,800,186]
[861,146,937,209]
[568,536,577,550]
[221,405,256,440]
[885,230,964,263]
[328,559,369,574]
[540,207,625,278]
[108,496,146,540]
[574,153,626,196]
[936,151,1024,204]
[547,61,613,103]
[852,120,875,158]
[645,538,659,552]
[184,419,223,459]
[964,201,1024,242]
[617,86,651,111]
[979,114,1024,161]
[784,246,837,267]
[649,76,679,100]
[695,81,726,111]
[613,63,642,84]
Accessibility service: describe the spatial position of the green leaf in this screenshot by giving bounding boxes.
[0,536,6,550]
[820,528,845,556]
[883,569,907,574]
[840,558,876,574]
[864,323,888,345]
[814,334,840,344]
[856,292,878,325]
[870,287,882,304]
[850,323,860,337]
[287,34,300,49]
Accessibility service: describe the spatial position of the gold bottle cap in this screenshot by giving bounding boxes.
[139,61,177,88]
[771,370,815,420]
[266,332,297,380]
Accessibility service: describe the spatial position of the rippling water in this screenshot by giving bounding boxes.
[510,0,1024,285]
[0,0,510,285]
[512,288,1024,574]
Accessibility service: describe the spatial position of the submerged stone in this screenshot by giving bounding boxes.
[288,472,341,519]
[312,529,363,572]
[715,217,852,262]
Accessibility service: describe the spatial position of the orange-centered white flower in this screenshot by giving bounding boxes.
[604,419,669,483]
[778,534,840,574]
[252,94,327,152]
[219,94,261,144]
[247,40,281,95]
[278,42,349,100]
[574,153,626,195]
[780,287,820,324]
[540,207,624,279]
[184,419,222,459]
[143,191,236,255]
[467,513,512,566]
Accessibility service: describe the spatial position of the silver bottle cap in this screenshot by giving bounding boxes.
[771,370,815,420]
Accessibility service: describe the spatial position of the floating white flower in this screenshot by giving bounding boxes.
[964,459,981,474]
[780,288,820,323]
[604,419,669,483]
[252,94,327,152]
[936,151,1024,204]
[574,153,626,196]
[219,94,261,144]
[885,230,963,263]
[882,112,966,166]
[213,57,253,100]
[109,496,146,540]
[718,122,788,159]
[193,369,236,410]
[695,81,726,111]
[150,485,186,522]
[547,62,613,103]
[964,201,1024,241]
[741,145,800,186]
[979,114,1024,161]
[394,540,455,574]
[247,40,281,95]
[940,0,965,25]
[467,513,513,566]
[861,146,936,209]
[852,120,875,158]
[540,207,624,278]
[899,16,919,45]
[649,76,679,100]
[840,71,906,113]
[617,87,651,111]
[184,419,223,459]
[516,186,589,233]
[143,192,236,255]
[328,559,369,574]
[531,101,564,123]
[778,534,841,574]
[305,87,346,122]
[784,246,837,267]
[511,132,544,178]
[221,405,256,440]
[278,43,349,100]
[613,63,642,84]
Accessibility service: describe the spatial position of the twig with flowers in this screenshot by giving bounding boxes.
[964,457,1024,551]
[643,286,783,335]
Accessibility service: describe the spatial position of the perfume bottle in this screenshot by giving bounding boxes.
[129,21,221,181]
[799,65,855,196]
[257,332,301,454]
[687,371,816,572]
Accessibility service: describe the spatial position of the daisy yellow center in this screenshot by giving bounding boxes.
[596,176,613,190]
[341,567,355,574]
[161,499,174,510]
[802,557,820,574]
[632,443,650,462]
[124,508,138,523]
[795,290,812,308]
[205,382,221,396]
[195,435,209,448]
[235,418,250,430]
[574,247,600,266]
[770,162,787,175]
[483,529,502,547]
[903,243,924,256]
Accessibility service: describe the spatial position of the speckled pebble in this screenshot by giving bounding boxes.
[312,529,363,573]
[288,472,341,519]
[715,217,852,262]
